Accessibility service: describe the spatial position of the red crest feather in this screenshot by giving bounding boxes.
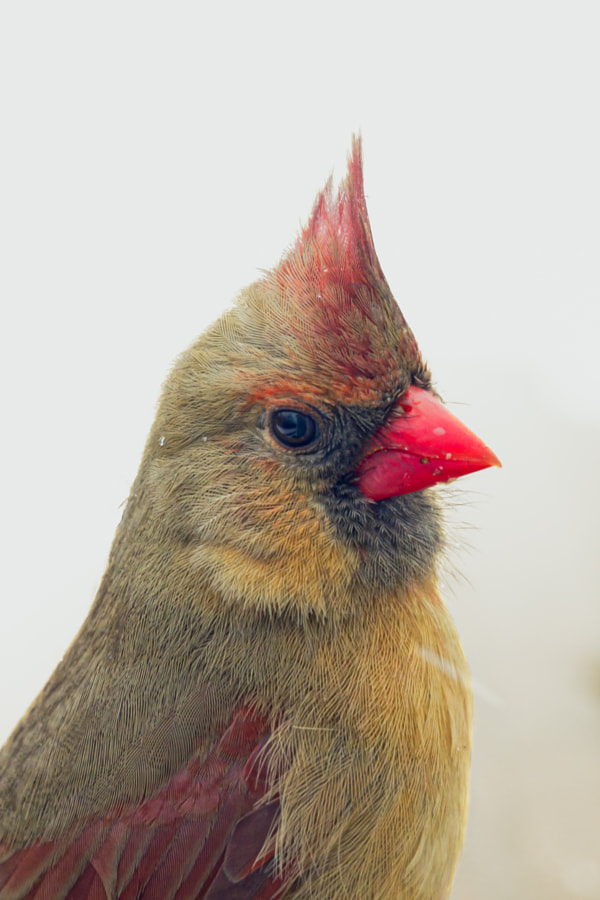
[268,136,421,398]
[293,135,384,293]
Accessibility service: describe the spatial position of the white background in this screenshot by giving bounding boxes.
[1,3,599,898]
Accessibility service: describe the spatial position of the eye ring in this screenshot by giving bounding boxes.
[269,408,319,450]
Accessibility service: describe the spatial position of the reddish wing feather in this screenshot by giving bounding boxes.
[0,709,287,900]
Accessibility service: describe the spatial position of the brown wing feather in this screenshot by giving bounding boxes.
[0,708,288,900]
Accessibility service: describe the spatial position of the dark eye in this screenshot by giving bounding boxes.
[270,409,319,449]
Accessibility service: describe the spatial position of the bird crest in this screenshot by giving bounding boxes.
[270,136,420,397]
[292,135,383,293]
[277,135,385,299]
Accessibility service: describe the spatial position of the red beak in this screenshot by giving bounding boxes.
[357,385,501,501]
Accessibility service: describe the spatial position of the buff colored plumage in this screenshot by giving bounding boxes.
[0,138,498,899]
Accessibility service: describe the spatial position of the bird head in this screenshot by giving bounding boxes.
[141,138,499,622]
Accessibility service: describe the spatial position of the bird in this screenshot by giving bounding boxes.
[0,137,499,900]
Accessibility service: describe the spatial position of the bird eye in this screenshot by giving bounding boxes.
[270,409,319,449]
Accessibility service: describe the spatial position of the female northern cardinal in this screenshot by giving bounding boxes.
[0,138,499,899]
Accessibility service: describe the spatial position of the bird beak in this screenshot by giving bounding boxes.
[357,385,501,501]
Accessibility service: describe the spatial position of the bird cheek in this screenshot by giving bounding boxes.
[188,502,356,621]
